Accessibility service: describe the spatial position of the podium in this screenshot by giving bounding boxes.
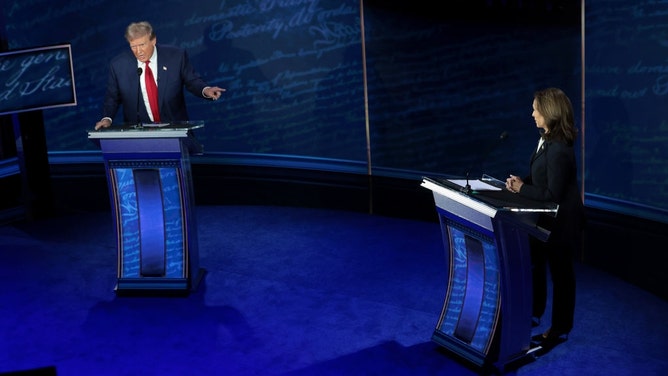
[421,176,557,371]
[88,122,205,294]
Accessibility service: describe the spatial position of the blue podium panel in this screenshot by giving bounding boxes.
[434,216,500,361]
[89,124,203,294]
[110,163,186,279]
[422,177,555,372]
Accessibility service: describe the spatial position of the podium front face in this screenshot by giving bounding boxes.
[89,125,203,293]
[421,177,554,371]
[434,212,502,363]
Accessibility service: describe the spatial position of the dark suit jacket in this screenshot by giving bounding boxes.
[102,45,210,124]
[518,139,586,244]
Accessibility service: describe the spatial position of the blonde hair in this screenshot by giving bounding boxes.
[125,21,155,41]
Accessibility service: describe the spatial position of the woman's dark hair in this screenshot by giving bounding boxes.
[534,87,577,145]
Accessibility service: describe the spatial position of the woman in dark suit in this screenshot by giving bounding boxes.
[506,87,586,347]
[95,21,225,130]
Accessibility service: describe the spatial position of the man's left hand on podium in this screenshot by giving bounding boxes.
[95,118,112,130]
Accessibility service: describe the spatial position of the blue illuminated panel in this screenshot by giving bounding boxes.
[111,162,185,280]
[435,218,500,357]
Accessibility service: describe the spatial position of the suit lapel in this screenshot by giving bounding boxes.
[531,138,546,162]
[156,47,168,112]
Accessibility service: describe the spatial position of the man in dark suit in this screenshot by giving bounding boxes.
[95,21,225,130]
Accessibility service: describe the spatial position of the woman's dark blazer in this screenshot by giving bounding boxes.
[518,139,586,244]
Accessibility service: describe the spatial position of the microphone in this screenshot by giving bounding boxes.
[135,67,143,128]
[462,172,472,194]
[462,130,510,194]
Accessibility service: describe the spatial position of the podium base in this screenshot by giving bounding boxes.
[114,268,207,297]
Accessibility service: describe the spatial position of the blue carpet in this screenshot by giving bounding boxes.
[0,205,666,375]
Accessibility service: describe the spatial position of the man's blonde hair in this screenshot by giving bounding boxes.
[125,21,155,41]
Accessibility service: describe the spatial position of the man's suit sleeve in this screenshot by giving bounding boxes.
[102,58,123,120]
[179,49,209,98]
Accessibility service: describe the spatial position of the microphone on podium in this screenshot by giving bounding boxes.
[135,67,143,128]
[461,130,510,194]
[462,172,472,194]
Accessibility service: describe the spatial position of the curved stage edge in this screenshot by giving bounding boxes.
[2,153,667,302]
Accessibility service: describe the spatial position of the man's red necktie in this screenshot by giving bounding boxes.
[144,61,160,122]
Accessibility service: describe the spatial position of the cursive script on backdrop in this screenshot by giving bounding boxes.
[0,44,76,115]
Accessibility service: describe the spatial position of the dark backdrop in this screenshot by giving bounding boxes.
[584,0,668,222]
[1,0,667,223]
